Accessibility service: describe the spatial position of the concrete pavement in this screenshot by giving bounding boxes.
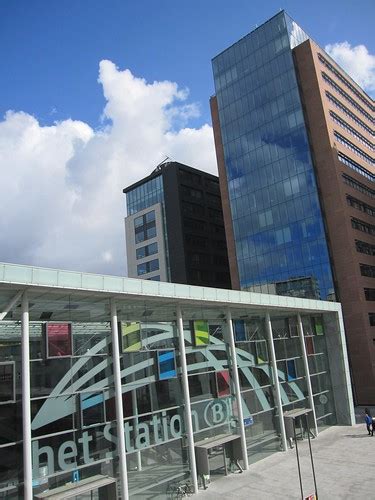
[194,423,375,499]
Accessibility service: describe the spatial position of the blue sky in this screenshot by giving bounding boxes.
[1,0,374,128]
[0,0,374,275]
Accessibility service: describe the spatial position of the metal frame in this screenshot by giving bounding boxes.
[225,308,249,471]
[45,321,73,359]
[0,360,16,404]
[265,312,288,452]
[0,262,355,497]
[21,291,33,500]
[297,313,318,436]
[176,305,199,494]
[110,299,129,500]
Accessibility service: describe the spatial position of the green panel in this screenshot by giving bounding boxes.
[121,322,142,352]
[315,317,324,336]
[193,320,209,346]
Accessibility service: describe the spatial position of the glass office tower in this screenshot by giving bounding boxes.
[211,11,335,300]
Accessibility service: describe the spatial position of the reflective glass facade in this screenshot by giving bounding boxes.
[212,12,335,300]
[126,175,164,216]
[0,263,354,499]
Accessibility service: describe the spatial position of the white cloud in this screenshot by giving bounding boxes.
[325,42,375,94]
[0,61,217,275]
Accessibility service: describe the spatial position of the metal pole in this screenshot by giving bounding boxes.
[226,308,249,470]
[21,291,32,500]
[110,299,129,500]
[306,414,318,499]
[130,352,142,471]
[265,313,288,452]
[0,290,23,320]
[297,314,318,437]
[293,419,304,500]
[176,305,198,494]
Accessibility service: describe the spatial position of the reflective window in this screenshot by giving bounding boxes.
[126,175,164,215]
[45,323,72,358]
[134,210,157,244]
[136,242,158,260]
[212,12,336,301]
[0,362,15,404]
[137,258,159,276]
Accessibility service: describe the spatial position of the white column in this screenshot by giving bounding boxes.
[110,299,129,500]
[21,291,32,500]
[225,308,249,470]
[176,305,198,494]
[297,314,318,436]
[130,353,142,471]
[265,312,288,452]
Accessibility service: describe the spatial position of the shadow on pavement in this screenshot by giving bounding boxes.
[344,434,372,438]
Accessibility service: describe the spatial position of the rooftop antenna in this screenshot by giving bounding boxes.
[154,155,172,171]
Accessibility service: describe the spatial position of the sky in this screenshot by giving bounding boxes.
[0,0,374,276]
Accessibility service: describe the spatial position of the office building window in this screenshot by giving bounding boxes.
[347,196,375,217]
[326,92,373,136]
[355,240,375,256]
[364,289,375,301]
[181,185,203,200]
[126,175,163,215]
[137,259,159,276]
[343,174,375,199]
[351,218,375,236]
[360,264,375,278]
[369,313,375,327]
[318,54,373,111]
[338,153,374,182]
[322,72,372,123]
[147,275,160,281]
[335,134,374,169]
[134,210,156,243]
[136,242,158,260]
[331,113,374,152]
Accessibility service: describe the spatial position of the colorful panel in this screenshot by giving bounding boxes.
[121,322,142,352]
[233,320,246,341]
[314,317,324,336]
[256,340,268,364]
[157,350,177,380]
[286,359,297,381]
[80,392,105,427]
[216,370,230,397]
[46,323,72,358]
[193,320,209,346]
[305,336,315,355]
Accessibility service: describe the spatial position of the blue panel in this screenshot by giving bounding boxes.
[81,392,104,410]
[287,359,297,381]
[158,350,177,380]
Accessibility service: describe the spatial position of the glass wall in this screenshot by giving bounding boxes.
[29,299,120,497]
[212,11,335,300]
[0,286,343,498]
[303,315,337,429]
[126,175,164,216]
[119,318,189,499]
[234,316,280,465]
[0,321,23,499]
